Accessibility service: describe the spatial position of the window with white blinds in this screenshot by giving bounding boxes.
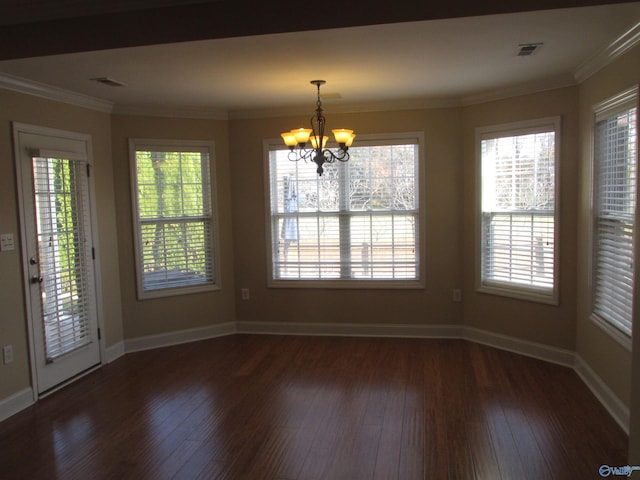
[591,87,638,343]
[477,118,560,303]
[267,134,422,286]
[130,140,218,299]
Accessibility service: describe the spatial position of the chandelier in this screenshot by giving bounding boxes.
[281,80,355,176]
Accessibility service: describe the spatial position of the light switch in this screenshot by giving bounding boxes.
[0,233,15,252]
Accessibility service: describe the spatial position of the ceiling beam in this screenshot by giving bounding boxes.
[0,0,636,60]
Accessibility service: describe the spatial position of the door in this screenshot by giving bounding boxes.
[14,123,101,395]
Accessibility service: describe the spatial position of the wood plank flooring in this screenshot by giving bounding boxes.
[0,335,628,479]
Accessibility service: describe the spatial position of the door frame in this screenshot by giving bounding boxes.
[13,122,106,399]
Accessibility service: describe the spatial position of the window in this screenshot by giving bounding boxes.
[129,139,219,299]
[266,133,422,286]
[591,86,638,346]
[477,118,560,303]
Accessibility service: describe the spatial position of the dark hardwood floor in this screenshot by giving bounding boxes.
[0,335,628,479]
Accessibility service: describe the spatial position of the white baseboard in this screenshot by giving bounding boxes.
[124,322,236,353]
[236,320,464,338]
[574,355,630,434]
[105,341,125,363]
[237,321,575,365]
[0,387,34,423]
[463,326,575,367]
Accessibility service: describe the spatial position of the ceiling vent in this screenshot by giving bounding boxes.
[517,43,543,56]
[90,77,126,87]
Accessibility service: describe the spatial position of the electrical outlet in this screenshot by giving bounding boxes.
[3,345,13,364]
[453,289,462,303]
[241,288,250,300]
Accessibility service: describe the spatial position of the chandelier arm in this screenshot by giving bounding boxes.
[300,148,314,162]
[287,147,315,163]
[323,148,350,163]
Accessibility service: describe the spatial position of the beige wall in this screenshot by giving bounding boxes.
[461,87,580,350]
[229,108,464,327]
[110,115,236,339]
[576,45,640,458]
[0,89,122,400]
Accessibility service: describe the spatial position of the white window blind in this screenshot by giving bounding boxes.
[592,89,637,339]
[267,135,421,284]
[130,141,217,298]
[32,156,94,361]
[478,119,559,302]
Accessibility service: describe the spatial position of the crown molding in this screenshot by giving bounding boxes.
[229,97,462,120]
[113,103,229,120]
[460,74,577,106]
[0,72,114,113]
[574,20,640,83]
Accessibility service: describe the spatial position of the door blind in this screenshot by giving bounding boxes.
[32,156,94,361]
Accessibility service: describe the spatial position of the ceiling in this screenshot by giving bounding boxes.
[1,1,639,117]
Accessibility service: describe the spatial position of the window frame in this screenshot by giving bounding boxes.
[263,132,425,289]
[589,86,638,350]
[129,138,220,300]
[475,117,561,305]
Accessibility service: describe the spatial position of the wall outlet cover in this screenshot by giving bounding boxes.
[0,233,15,251]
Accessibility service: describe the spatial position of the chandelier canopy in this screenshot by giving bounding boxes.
[281,80,355,176]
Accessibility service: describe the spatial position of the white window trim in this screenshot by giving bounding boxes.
[129,138,221,300]
[588,85,638,351]
[263,132,425,289]
[475,117,561,305]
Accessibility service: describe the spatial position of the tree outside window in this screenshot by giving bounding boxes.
[130,140,218,299]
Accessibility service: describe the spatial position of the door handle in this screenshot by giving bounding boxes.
[31,275,43,284]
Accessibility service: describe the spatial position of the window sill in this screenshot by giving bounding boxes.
[137,283,220,300]
[476,282,558,306]
[268,279,425,290]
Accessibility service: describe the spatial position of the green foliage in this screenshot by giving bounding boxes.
[54,158,81,305]
[135,150,212,284]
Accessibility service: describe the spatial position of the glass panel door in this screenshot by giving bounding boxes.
[14,123,101,395]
